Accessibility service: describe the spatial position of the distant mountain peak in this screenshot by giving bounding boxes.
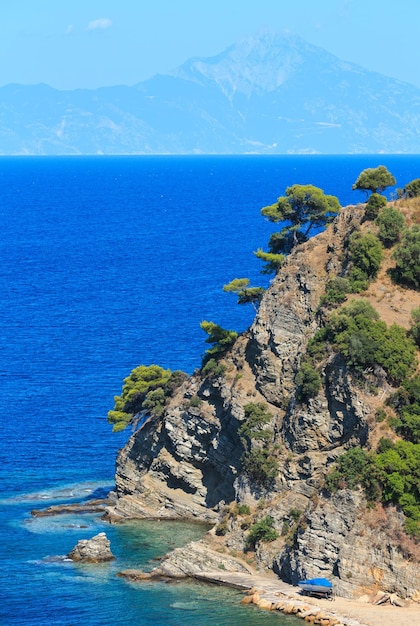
[169,30,339,98]
[2,30,420,154]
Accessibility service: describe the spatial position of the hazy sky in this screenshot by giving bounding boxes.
[1,0,419,90]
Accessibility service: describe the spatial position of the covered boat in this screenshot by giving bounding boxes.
[298,577,333,597]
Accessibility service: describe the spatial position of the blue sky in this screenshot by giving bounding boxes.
[1,0,420,90]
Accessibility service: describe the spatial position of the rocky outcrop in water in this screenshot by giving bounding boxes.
[107,203,420,599]
[67,532,115,563]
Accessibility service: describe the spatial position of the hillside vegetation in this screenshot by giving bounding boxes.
[109,173,420,598]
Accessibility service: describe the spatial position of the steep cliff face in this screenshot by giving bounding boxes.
[113,368,248,522]
[110,203,420,598]
[276,491,419,598]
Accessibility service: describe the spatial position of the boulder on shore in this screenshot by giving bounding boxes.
[67,532,115,563]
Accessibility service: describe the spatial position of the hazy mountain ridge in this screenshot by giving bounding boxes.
[1,32,420,154]
[169,32,364,99]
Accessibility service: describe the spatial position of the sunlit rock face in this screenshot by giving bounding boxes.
[110,204,420,598]
[67,532,115,563]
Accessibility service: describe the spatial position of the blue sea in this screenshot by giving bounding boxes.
[1,155,419,625]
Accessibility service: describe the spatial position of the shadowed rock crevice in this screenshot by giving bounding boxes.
[109,203,420,598]
[323,355,369,448]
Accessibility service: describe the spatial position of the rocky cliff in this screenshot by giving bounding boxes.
[107,203,420,599]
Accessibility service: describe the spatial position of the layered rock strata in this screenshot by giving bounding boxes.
[67,532,114,563]
[107,204,420,599]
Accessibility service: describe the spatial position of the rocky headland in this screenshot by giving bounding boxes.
[104,199,420,609]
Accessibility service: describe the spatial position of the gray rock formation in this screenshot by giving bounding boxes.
[276,490,419,599]
[67,532,115,563]
[107,203,420,599]
[149,539,253,578]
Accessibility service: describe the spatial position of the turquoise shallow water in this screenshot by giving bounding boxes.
[1,155,420,624]
[1,482,301,625]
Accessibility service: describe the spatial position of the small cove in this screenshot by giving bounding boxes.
[2,155,420,624]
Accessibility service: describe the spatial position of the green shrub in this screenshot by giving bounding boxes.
[375,206,405,247]
[327,438,420,536]
[307,327,329,361]
[288,508,303,523]
[107,409,131,429]
[245,516,279,548]
[223,278,265,308]
[388,376,420,443]
[376,408,387,423]
[242,448,279,487]
[410,307,420,347]
[391,225,420,289]
[404,517,420,537]
[110,418,131,433]
[320,277,351,307]
[365,193,387,221]
[375,324,417,385]
[239,403,273,441]
[238,504,251,515]
[349,231,383,281]
[376,437,395,453]
[347,267,370,293]
[295,362,322,402]
[201,358,227,378]
[142,388,166,417]
[375,439,420,533]
[397,411,420,444]
[200,320,238,365]
[319,299,417,385]
[238,403,278,487]
[188,395,203,408]
[328,370,420,536]
[108,364,181,431]
[404,178,420,198]
[326,447,374,491]
[334,296,381,321]
[253,248,284,274]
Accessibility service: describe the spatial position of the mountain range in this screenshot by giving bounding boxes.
[1,31,420,155]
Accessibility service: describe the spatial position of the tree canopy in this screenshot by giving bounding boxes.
[375,205,405,247]
[391,225,420,289]
[200,320,238,363]
[107,365,187,432]
[223,278,265,308]
[255,184,340,272]
[364,192,387,221]
[309,298,417,385]
[352,166,396,196]
[253,248,285,274]
[348,231,383,280]
[404,178,420,198]
[261,184,340,249]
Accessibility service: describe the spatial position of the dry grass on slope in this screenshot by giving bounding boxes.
[349,197,420,330]
[362,248,420,330]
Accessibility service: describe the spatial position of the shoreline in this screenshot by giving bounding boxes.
[116,533,420,626]
[33,498,420,626]
[196,570,420,626]
[118,565,420,626]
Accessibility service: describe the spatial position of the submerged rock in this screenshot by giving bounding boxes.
[67,532,115,563]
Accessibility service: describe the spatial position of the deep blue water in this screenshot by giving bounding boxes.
[1,155,419,625]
